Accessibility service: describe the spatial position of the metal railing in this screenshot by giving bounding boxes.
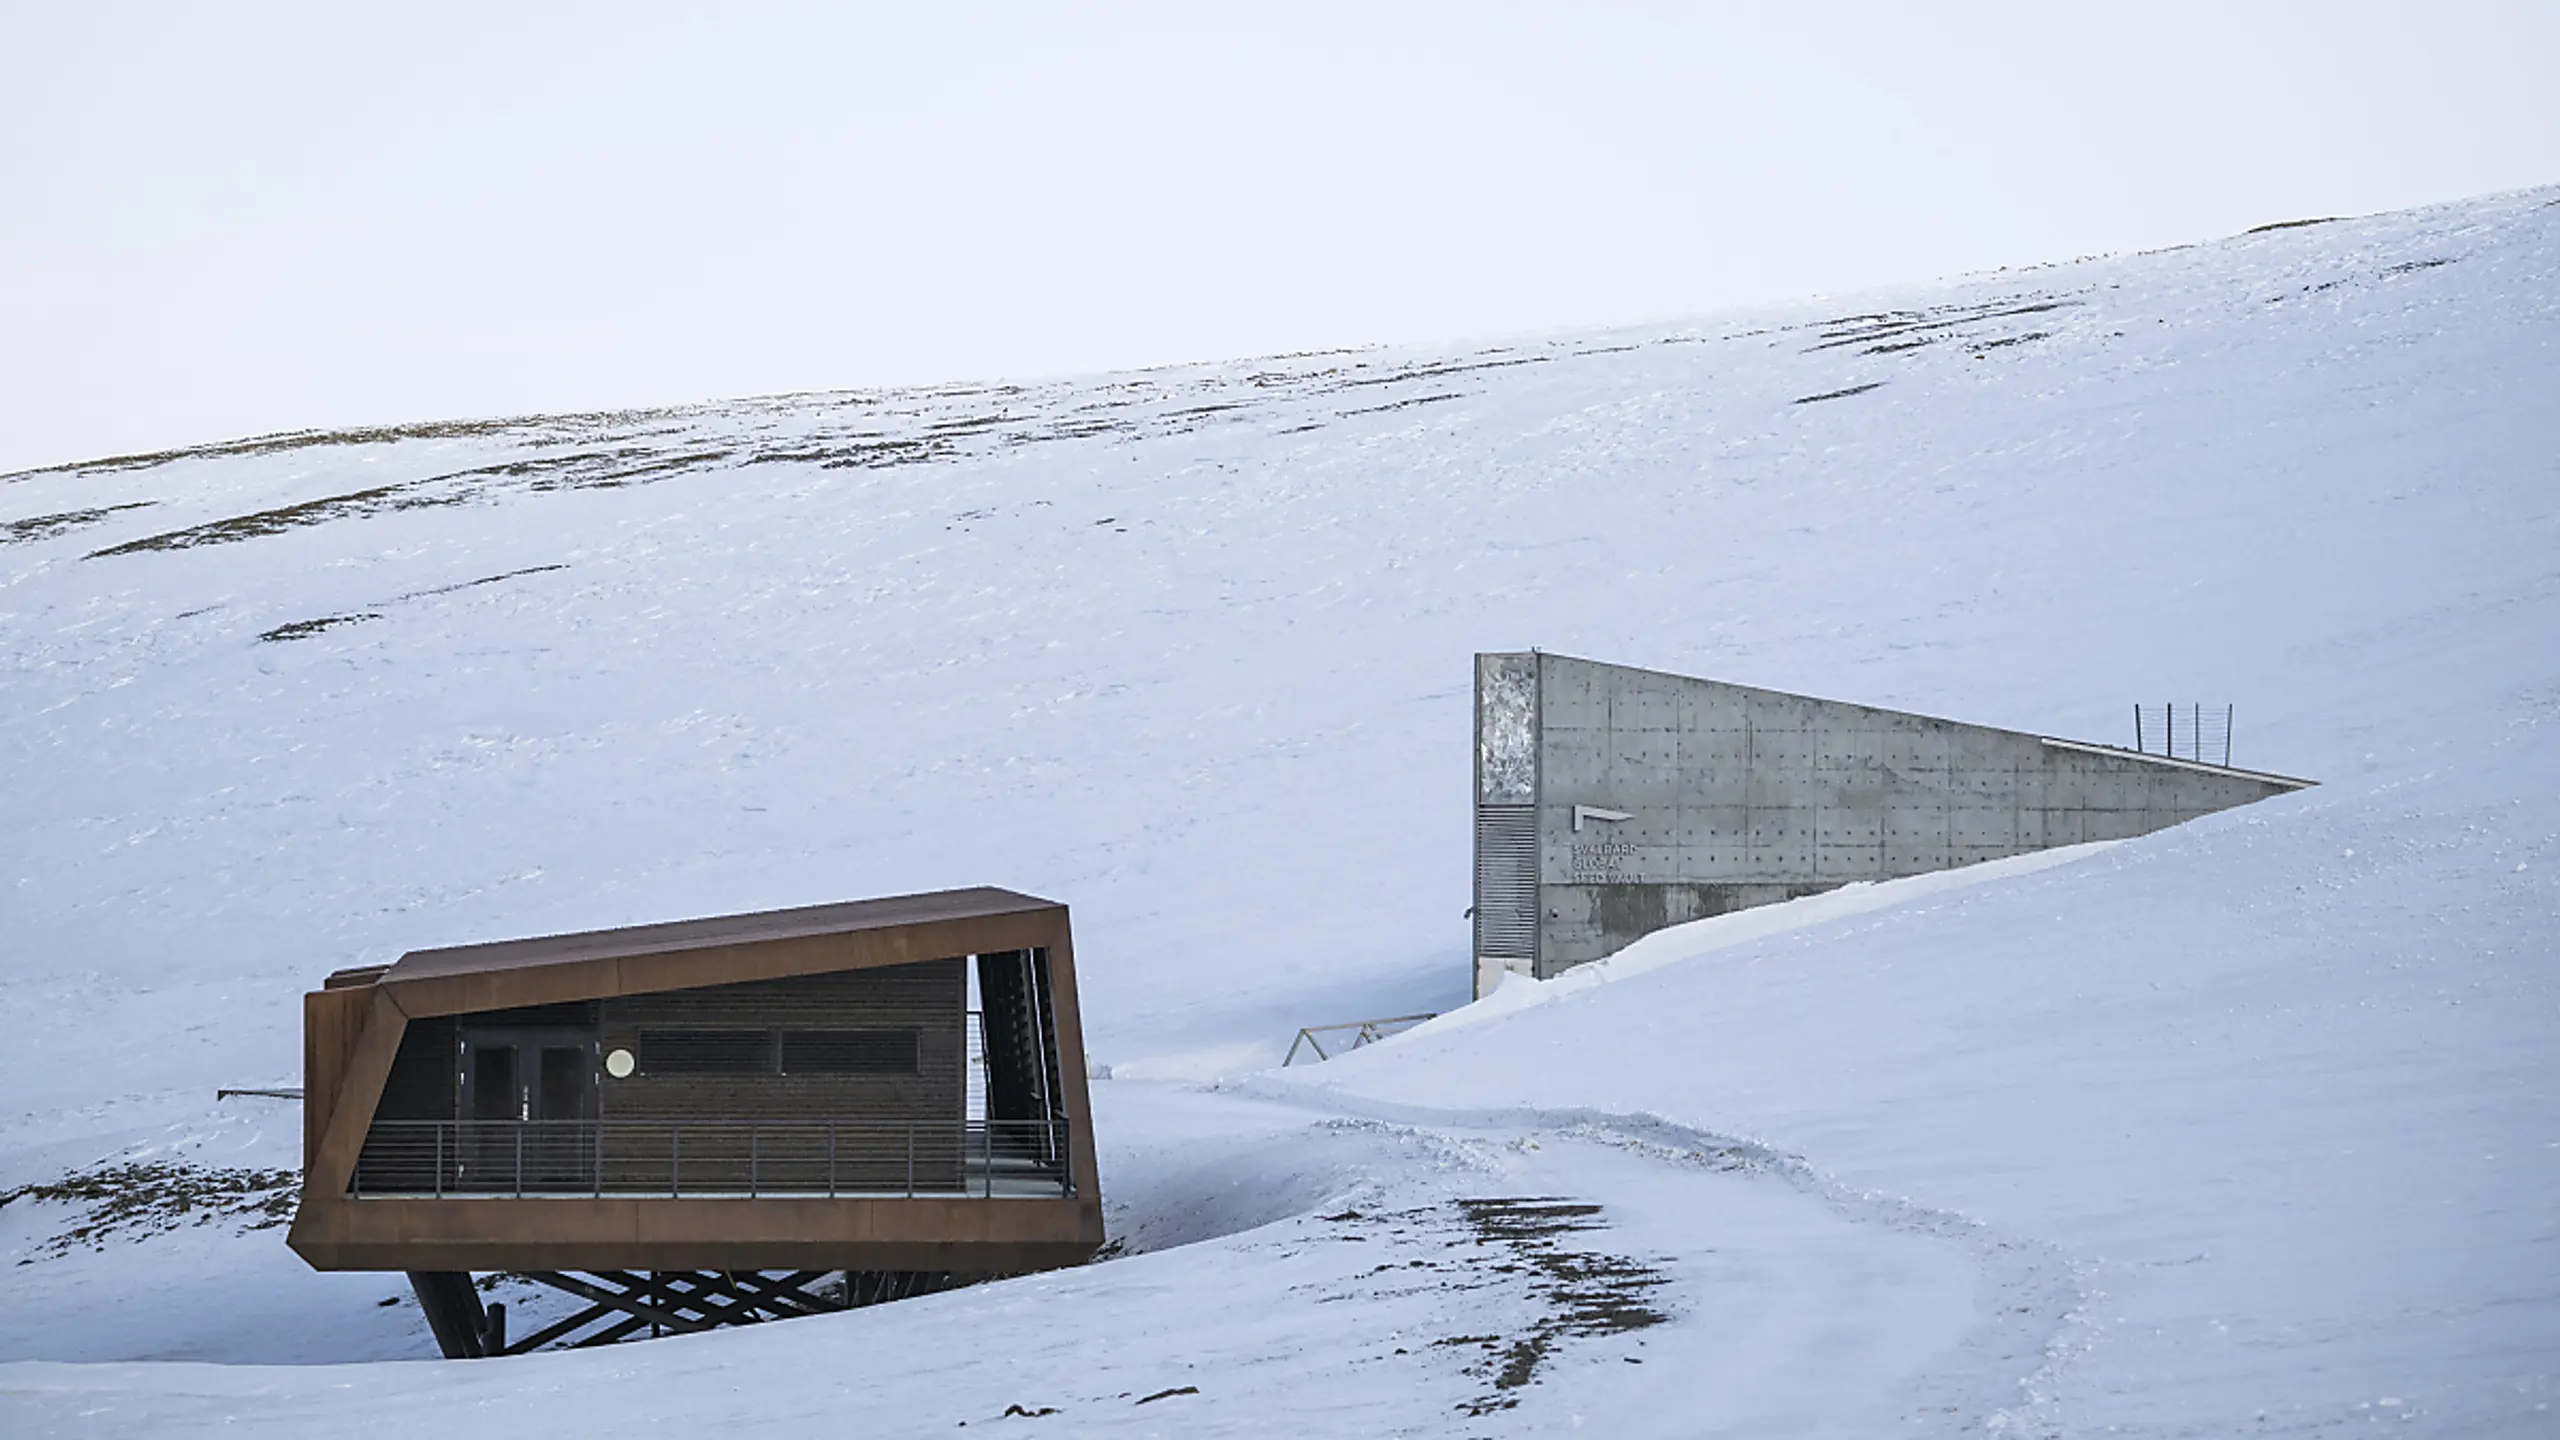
[1283,1012,1437,1066]
[350,1119,1071,1200]
[2135,703,2234,767]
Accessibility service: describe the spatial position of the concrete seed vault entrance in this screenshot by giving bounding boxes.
[1471,652,2313,998]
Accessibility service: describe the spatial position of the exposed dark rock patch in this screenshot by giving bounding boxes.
[1447,1197,1668,1414]
[2,1161,297,1260]
[1794,382,1887,405]
[1805,298,2078,355]
[1,502,153,546]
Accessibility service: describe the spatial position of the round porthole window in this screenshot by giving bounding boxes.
[605,1047,637,1079]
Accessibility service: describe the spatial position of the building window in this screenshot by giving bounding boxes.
[781,1029,918,1076]
[637,1029,773,1074]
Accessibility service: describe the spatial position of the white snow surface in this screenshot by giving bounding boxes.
[2,187,2556,1436]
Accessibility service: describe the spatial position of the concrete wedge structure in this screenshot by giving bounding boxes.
[1472,653,2312,996]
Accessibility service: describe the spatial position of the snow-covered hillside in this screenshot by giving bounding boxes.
[2,187,2554,1436]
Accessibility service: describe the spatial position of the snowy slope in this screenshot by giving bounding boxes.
[2,187,2555,1436]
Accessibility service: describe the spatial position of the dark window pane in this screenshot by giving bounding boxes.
[781,1029,918,1076]
[537,1046,590,1120]
[470,1045,518,1120]
[639,1029,773,1074]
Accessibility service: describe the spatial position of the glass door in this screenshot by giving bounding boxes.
[458,1028,597,1192]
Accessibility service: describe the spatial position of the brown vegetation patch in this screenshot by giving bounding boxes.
[2,1161,298,1261]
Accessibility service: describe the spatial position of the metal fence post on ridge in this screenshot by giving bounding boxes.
[1283,1013,1438,1066]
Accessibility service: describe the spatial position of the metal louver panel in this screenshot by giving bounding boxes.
[1473,805,1539,961]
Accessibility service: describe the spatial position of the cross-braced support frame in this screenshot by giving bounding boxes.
[408,1268,981,1357]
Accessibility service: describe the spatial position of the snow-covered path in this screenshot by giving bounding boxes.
[7,1074,2083,1438]
[3,187,2555,1435]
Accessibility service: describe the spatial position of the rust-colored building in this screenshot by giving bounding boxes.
[289,887,1103,1356]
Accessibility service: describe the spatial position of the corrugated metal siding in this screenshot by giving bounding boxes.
[1474,804,1539,961]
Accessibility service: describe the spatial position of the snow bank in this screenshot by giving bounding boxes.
[1407,840,2123,1039]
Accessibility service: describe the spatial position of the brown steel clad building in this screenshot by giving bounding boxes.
[289,886,1104,1357]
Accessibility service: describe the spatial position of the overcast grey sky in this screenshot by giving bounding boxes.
[3,1,2554,473]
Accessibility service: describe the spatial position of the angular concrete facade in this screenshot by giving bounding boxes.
[1472,653,2312,997]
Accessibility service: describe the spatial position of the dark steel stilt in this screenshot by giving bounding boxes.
[408,1271,503,1359]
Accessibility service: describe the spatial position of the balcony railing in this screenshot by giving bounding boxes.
[350,1119,1072,1200]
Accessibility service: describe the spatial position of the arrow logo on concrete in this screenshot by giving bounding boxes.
[1572,805,1633,832]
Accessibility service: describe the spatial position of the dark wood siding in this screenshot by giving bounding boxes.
[378,1016,458,1121]
[598,960,966,1190]
[465,1001,600,1029]
[349,1015,459,1194]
